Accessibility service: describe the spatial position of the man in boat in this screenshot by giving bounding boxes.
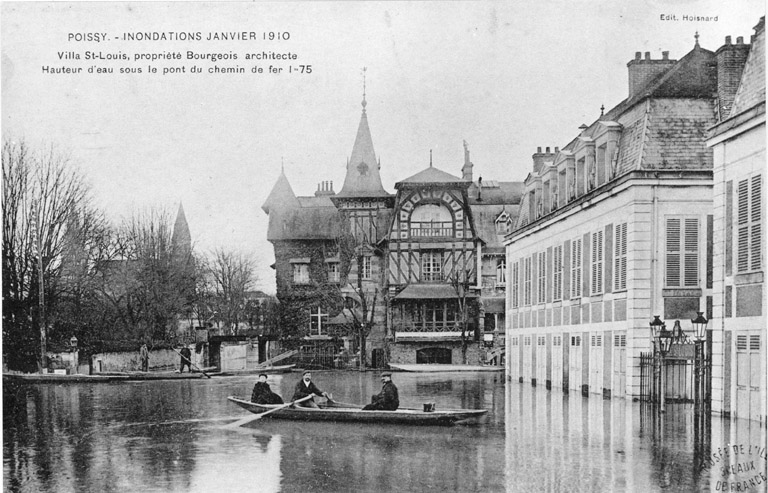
[362,372,399,411]
[291,371,329,408]
[251,373,284,405]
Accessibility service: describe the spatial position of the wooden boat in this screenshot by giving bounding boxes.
[388,364,504,373]
[227,396,487,426]
[216,364,296,376]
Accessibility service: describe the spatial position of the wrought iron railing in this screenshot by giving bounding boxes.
[394,322,462,333]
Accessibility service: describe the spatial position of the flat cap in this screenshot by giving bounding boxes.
[381,371,392,377]
[258,373,268,378]
[302,370,312,376]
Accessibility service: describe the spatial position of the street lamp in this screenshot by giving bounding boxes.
[650,315,665,340]
[691,312,709,342]
[657,324,673,413]
[69,335,78,351]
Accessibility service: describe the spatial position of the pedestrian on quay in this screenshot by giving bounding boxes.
[251,373,284,404]
[363,372,399,411]
[179,346,192,373]
[291,371,330,408]
[139,343,149,372]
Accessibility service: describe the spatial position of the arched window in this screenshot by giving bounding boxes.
[409,204,453,237]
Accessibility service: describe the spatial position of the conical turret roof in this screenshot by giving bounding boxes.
[262,169,300,214]
[336,103,390,198]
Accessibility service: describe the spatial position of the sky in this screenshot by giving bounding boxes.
[2,0,764,293]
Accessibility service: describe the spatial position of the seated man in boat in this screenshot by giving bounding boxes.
[362,372,399,411]
[251,373,284,405]
[291,371,329,408]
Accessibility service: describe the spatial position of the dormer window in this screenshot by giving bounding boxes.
[410,204,453,237]
[495,211,512,234]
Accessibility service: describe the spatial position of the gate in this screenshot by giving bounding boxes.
[638,338,711,411]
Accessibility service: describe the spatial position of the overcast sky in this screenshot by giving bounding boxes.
[2,1,763,293]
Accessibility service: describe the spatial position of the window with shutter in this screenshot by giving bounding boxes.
[591,230,603,294]
[524,257,532,306]
[738,175,763,273]
[749,335,760,350]
[614,222,627,291]
[512,261,520,308]
[553,244,563,301]
[571,237,582,298]
[538,251,547,304]
[666,217,699,287]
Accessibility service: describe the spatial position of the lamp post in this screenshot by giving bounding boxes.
[657,324,673,413]
[691,312,709,413]
[649,315,665,405]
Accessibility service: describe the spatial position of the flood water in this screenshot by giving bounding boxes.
[3,371,766,492]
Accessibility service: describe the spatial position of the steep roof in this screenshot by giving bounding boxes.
[396,165,466,188]
[730,18,766,115]
[171,203,191,251]
[262,170,300,214]
[470,203,519,249]
[336,103,390,198]
[467,181,524,205]
[266,206,342,241]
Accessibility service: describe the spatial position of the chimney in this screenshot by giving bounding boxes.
[532,146,557,174]
[627,50,677,97]
[314,180,336,196]
[716,34,751,120]
[462,140,473,182]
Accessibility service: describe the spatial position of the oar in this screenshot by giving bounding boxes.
[229,395,315,427]
[171,347,212,379]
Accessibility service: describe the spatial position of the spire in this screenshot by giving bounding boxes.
[361,67,367,112]
[694,31,700,47]
[336,85,389,198]
[171,202,192,254]
[262,167,300,214]
[429,149,433,167]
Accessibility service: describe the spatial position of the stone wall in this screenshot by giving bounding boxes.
[91,345,198,372]
[389,341,483,365]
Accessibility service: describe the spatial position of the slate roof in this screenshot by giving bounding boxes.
[467,181,524,205]
[266,206,341,241]
[336,106,391,198]
[396,166,466,187]
[730,17,766,116]
[470,203,518,249]
[262,170,300,214]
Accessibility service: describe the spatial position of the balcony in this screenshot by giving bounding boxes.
[393,322,465,342]
[409,221,453,237]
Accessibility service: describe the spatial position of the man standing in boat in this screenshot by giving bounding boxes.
[291,371,329,408]
[362,372,399,411]
[251,373,284,404]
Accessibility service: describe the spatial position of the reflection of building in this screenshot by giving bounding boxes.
[707,18,765,422]
[264,97,521,365]
[505,29,757,405]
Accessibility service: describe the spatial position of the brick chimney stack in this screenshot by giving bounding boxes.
[716,34,751,119]
[532,146,557,174]
[627,50,677,97]
[315,180,335,196]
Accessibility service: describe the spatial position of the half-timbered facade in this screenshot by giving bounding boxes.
[264,99,522,366]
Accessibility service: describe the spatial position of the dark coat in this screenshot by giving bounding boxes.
[363,381,399,411]
[291,379,324,401]
[251,382,284,405]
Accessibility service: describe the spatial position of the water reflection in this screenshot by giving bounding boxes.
[3,373,765,492]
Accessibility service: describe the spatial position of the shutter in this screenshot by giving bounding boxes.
[738,179,749,272]
[736,335,747,351]
[749,335,760,350]
[751,175,762,271]
[605,224,613,294]
[582,233,590,297]
[684,218,699,287]
[563,240,571,301]
[738,179,749,225]
[726,181,733,276]
[666,218,681,287]
[532,252,538,304]
[591,230,603,294]
[547,246,554,303]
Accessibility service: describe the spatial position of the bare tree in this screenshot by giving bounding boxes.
[448,270,476,365]
[206,248,258,333]
[2,138,95,370]
[100,208,195,343]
